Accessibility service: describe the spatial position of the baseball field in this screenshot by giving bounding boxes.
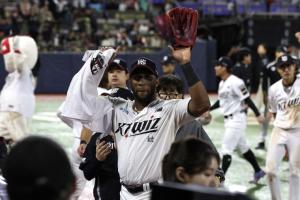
[32,94,289,200]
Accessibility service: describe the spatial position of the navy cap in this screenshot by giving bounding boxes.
[130,57,158,77]
[108,58,128,72]
[276,54,296,68]
[161,55,176,65]
[214,56,233,68]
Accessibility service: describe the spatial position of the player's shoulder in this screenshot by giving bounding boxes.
[269,79,282,93]
[230,75,244,84]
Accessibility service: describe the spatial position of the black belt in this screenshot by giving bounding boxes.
[224,110,246,119]
[122,182,158,194]
[224,114,233,119]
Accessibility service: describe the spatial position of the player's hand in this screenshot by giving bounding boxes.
[256,115,265,124]
[169,46,191,65]
[95,141,111,161]
[197,111,212,125]
[77,144,87,157]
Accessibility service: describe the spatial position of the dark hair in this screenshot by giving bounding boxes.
[3,136,75,200]
[162,138,220,183]
[157,75,184,95]
[237,47,251,62]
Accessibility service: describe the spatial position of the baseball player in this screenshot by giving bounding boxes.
[266,54,300,200]
[58,58,133,200]
[256,45,288,150]
[59,46,210,200]
[209,56,265,183]
[0,36,38,143]
[232,47,254,91]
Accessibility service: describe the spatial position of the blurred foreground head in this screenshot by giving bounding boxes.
[3,136,75,200]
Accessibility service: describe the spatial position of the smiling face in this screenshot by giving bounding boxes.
[130,68,158,104]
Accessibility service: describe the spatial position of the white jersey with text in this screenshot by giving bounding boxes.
[0,68,35,117]
[218,75,249,116]
[268,76,300,129]
[60,54,194,185]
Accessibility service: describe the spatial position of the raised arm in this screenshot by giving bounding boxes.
[170,46,210,117]
[60,48,116,130]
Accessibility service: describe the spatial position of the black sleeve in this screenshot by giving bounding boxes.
[262,66,268,92]
[209,100,220,111]
[244,97,260,117]
[79,133,102,180]
[198,126,218,153]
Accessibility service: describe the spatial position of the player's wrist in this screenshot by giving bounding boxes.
[180,62,200,87]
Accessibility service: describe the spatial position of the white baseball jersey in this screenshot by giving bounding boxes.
[0,68,35,117]
[268,76,300,129]
[218,75,249,116]
[60,54,194,185]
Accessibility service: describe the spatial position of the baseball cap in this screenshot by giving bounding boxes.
[130,57,158,77]
[276,54,296,68]
[276,45,288,53]
[214,56,233,68]
[161,55,176,65]
[108,58,128,72]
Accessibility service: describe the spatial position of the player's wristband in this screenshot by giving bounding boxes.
[80,140,87,145]
[180,62,199,87]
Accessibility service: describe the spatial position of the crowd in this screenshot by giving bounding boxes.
[2,0,300,53]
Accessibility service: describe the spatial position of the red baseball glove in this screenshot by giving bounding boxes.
[167,7,199,48]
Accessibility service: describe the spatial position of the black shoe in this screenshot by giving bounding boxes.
[255,142,265,150]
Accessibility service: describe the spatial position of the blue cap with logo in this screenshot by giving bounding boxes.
[108,58,128,72]
[214,56,233,68]
[130,57,158,77]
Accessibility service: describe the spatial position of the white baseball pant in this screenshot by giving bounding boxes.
[222,112,249,155]
[266,127,300,200]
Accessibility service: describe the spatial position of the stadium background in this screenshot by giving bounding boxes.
[1,0,298,199]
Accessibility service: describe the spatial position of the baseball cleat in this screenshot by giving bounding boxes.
[250,170,265,184]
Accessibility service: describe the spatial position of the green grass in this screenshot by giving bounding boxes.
[31,95,289,200]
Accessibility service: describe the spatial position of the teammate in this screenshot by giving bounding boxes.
[266,54,300,200]
[58,58,133,200]
[0,35,38,143]
[232,47,254,92]
[59,46,210,200]
[161,55,177,75]
[256,45,288,150]
[209,56,265,183]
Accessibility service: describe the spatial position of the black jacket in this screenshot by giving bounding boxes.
[79,133,120,200]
